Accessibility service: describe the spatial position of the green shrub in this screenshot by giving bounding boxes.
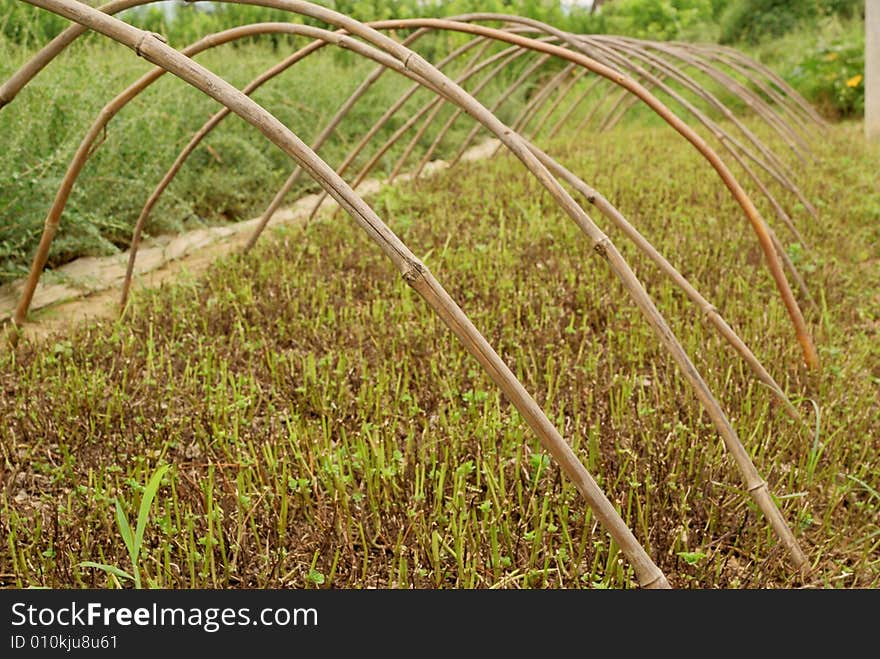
[719,0,864,44]
[600,0,716,40]
[788,37,865,118]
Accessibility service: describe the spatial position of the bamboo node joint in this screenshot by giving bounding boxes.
[747,479,767,494]
[592,235,612,258]
[135,31,167,58]
[401,259,427,285]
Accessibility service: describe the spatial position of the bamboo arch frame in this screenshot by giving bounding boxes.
[4,0,817,583]
[21,20,804,431]
[2,3,820,371]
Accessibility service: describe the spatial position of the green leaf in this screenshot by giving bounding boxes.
[677,551,707,566]
[79,561,135,582]
[114,499,134,559]
[134,464,170,563]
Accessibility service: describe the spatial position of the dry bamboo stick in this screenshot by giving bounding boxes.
[22,0,671,589]
[370,16,819,369]
[256,9,810,569]
[583,36,811,227]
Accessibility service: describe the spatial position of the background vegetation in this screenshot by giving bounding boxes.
[0,0,868,284]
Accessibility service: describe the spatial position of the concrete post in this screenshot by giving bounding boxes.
[867,0,880,140]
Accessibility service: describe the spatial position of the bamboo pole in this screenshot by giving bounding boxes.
[314,49,805,424]
[10,3,811,570]
[224,10,811,569]
[350,15,820,370]
[9,22,368,324]
[5,7,819,367]
[593,36,805,185]
[21,0,672,589]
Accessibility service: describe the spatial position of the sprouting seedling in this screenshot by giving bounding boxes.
[677,551,707,566]
[80,463,170,589]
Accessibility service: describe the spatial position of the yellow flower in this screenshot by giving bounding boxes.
[846,74,863,88]
[825,52,838,61]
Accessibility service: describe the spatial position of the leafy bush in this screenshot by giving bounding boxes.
[719,0,864,44]
[788,37,865,118]
[599,0,717,40]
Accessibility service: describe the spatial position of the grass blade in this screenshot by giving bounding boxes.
[134,464,170,562]
[79,561,135,583]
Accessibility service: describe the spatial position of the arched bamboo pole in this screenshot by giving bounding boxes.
[298,46,804,425]
[11,3,811,571]
[11,21,384,326]
[20,0,673,588]
[4,5,819,369]
[225,13,814,569]
[347,14,820,370]
[583,38,812,250]
[92,21,813,422]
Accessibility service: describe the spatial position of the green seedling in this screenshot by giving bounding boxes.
[80,464,171,589]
